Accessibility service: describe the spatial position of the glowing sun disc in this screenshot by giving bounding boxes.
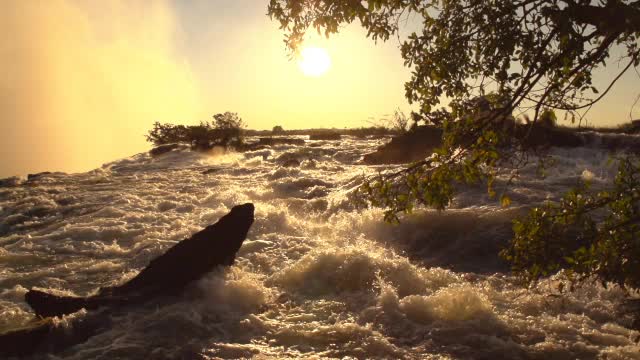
[298,47,331,77]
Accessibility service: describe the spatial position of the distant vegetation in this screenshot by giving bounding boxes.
[145,114,397,156]
[146,112,245,150]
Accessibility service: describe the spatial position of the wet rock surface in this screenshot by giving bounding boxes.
[309,132,342,140]
[0,204,255,357]
[25,203,255,318]
[362,126,443,165]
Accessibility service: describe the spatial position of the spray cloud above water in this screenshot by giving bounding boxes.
[0,0,203,177]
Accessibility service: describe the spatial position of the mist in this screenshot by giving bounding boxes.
[0,0,203,177]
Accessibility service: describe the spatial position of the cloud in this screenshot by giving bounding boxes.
[0,0,203,177]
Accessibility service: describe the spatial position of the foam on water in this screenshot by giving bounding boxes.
[1,136,639,359]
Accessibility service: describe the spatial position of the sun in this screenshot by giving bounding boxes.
[298,46,331,77]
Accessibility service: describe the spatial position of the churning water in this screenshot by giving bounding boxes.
[1,136,639,359]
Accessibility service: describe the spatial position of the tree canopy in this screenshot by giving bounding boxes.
[268,0,640,288]
[269,0,639,124]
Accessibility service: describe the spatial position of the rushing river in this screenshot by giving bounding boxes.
[1,136,639,359]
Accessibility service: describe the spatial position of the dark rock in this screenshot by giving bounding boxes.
[366,134,390,140]
[618,298,640,330]
[0,319,56,357]
[236,137,304,152]
[518,125,640,151]
[4,204,255,357]
[0,313,111,357]
[362,126,443,165]
[599,134,640,153]
[620,119,640,134]
[149,143,181,156]
[282,159,301,167]
[2,214,30,227]
[309,132,342,140]
[24,203,255,318]
[257,137,305,146]
[363,123,640,165]
[25,205,55,218]
[237,143,268,152]
[202,168,222,175]
[0,176,22,187]
[276,152,302,167]
[517,125,585,148]
[27,172,53,181]
[55,196,75,206]
[26,172,66,182]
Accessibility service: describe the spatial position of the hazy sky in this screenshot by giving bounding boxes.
[1,0,638,177]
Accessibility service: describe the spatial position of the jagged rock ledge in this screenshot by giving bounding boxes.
[362,125,640,165]
[0,203,255,357]
[362,126,443,165]
[309,132,342,140]
[149,137,306,156]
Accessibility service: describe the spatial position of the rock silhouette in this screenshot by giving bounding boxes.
[363,124,640,165]
[309,132,341,140]
[25,203,255,318]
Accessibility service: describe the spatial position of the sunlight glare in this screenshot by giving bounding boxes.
[298,47,331,77]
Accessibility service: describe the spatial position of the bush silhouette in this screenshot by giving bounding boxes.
[147,112,245,150]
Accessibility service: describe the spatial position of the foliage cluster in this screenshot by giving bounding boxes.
[146,112,245,150]
[269,0,640,289]
[502,156,640,288]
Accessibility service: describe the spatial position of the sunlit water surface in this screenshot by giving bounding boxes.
[1,136,639,359]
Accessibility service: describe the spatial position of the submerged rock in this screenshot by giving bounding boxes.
[24,203,255,318]
[26,172,66,182]
[282,159,301,167]
[309,132,341,140]
[619,298,640,330]
[27,172,54,181]
[149,143,182,156]
[202,167,222,175]
[236,143,268,152]
[0,319,54,357]
[276,152,303,168]
[257,137,305,146]
[0,176,23,187]
[0,314,111,357]
[517,125,585,148]
[236,137,304,152]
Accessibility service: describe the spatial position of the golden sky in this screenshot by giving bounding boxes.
[0,0,638,177]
